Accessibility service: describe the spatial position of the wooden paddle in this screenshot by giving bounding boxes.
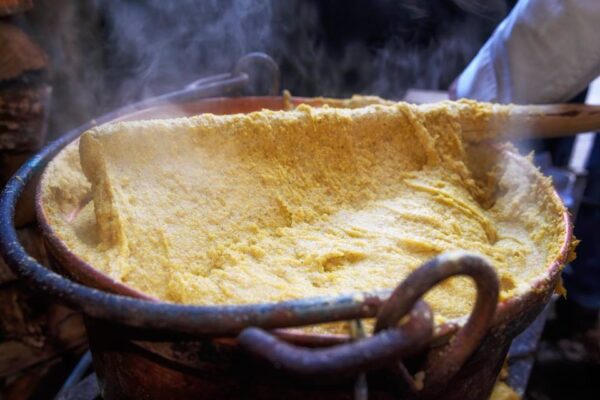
[404,90,600,141]
[301,92,600,141]
[486,103,600,140]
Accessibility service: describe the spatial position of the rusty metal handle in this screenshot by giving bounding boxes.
[239,300,433,379]
[147,52,280,106]
[232,52,281,95]
[376,252,500,391]
[183,52,280,96]
[238,252,499,387]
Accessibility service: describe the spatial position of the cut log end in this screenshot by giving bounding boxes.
[0,84,51,152]
[0,0,32,16]
[0,22,48,81]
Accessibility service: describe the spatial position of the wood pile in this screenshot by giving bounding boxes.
[0,1,87,398]
[0,21,50,153]
[0,0,31,17]
[0,229,87,399]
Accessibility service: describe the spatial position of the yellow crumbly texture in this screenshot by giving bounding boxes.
[40,100,568,332]
[489,382,521,400]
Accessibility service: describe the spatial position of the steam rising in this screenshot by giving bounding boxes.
[102,0,273,103]
[28,0,508,136]
[271,0,507,98]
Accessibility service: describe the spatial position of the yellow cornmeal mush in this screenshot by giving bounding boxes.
[40,99,569,333]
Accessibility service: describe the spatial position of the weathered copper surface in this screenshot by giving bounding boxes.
[239,255,498,389]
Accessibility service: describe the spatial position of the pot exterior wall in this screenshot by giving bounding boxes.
[85,314,523,400]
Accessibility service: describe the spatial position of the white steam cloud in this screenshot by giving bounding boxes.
[24,0,508,137]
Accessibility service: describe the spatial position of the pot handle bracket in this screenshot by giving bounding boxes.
[152,52,281,105]
[238,253,499,399]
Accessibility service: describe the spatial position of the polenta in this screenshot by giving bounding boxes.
[40,100,569,332]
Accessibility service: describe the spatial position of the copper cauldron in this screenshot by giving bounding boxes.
[0,56,573,400]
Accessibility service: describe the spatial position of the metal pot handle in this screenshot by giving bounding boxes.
[238,253,499,389]
[143,52,280,107]
[239,300,433,379]
[377,253,500,392]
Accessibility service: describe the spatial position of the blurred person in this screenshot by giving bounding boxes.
[452,0,600,327]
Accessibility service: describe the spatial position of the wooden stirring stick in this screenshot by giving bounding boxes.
[503,104,600,139]
[461,104,600,142]
[300,93,600,141]
[404,90,600,140]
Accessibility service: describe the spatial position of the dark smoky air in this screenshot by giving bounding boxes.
[21,0,510,137]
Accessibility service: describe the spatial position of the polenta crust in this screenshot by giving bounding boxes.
[40,100,568,333]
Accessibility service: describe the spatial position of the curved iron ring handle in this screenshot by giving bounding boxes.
[232,52,281,95]
[376,252,500,390]
[238,300,433,380]
[155,52,281,105]
[238,252,499,385]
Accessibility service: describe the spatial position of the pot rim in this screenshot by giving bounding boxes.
[3,96,574,341]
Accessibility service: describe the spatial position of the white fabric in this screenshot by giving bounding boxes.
[456,0,600,104]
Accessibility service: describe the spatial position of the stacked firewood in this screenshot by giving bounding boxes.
[0,1,87,398]
[0,8,49,152]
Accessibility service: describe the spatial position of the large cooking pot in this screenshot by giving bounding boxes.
[0,57,573,400]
